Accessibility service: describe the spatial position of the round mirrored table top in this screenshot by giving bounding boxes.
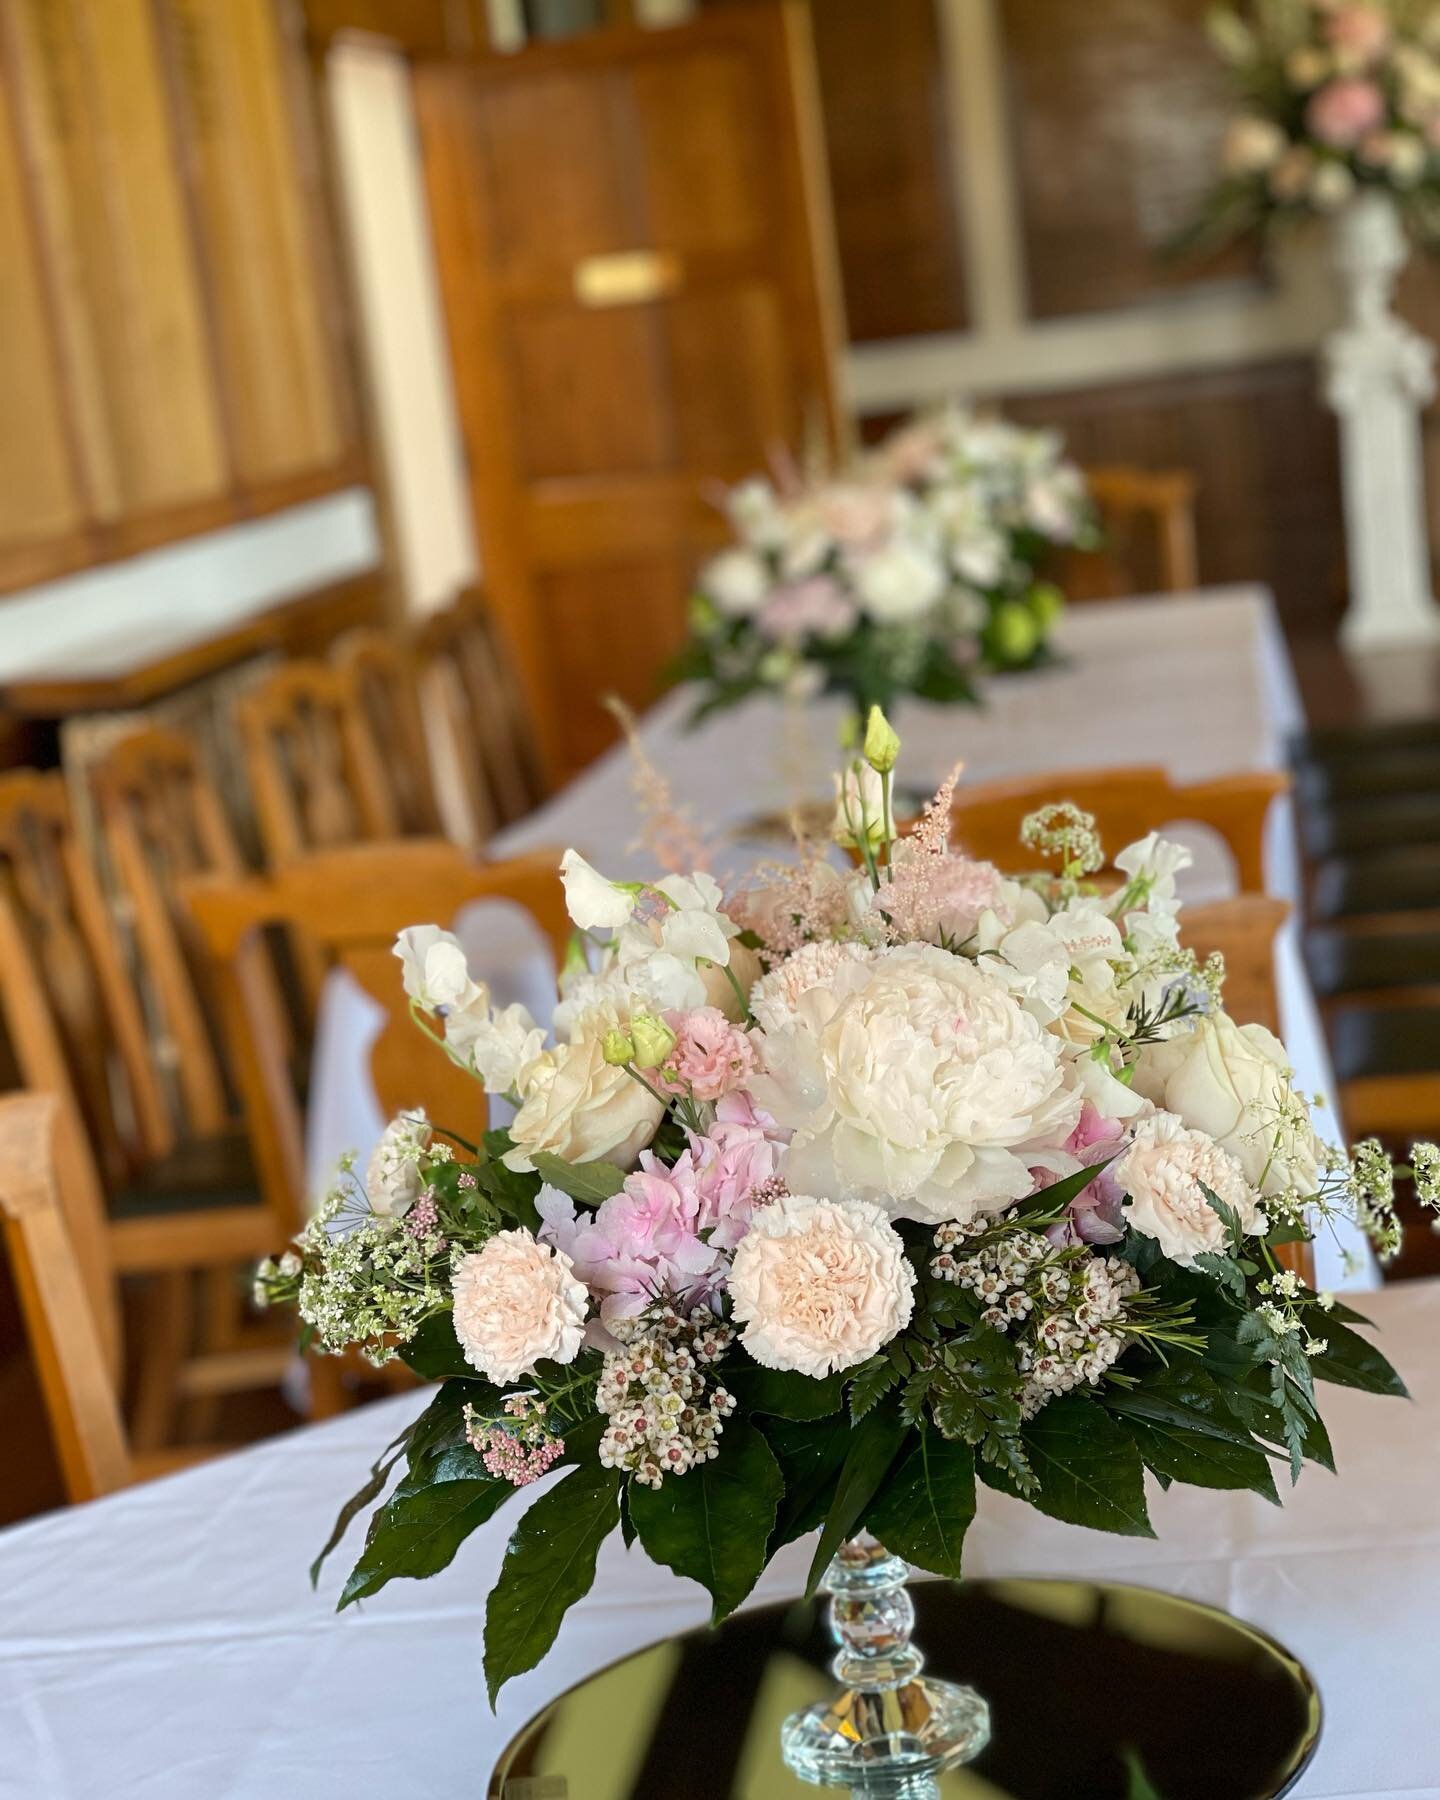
[490,1577,1321,1800]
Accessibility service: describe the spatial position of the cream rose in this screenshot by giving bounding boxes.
[755,942,1081,1226]
[1115,1111,1265,1267]
[728,1194,915,1376]
[1132,1013,1321,1199]
[451,1230,588,1383]
[503,1029,665,1172]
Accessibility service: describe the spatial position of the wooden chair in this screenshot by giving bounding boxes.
[1180,895,1290,1040]
[0,1090,245,1502]
[950,766,1288,897]
[412,590,547,840]
[181,839,571,1234]
[0,771,286,1443]
[1064,466,1199,599]
[332,628,445,838]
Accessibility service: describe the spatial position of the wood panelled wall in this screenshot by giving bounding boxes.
[0,0,361,596]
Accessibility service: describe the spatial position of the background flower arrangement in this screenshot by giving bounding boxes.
[257,712,1436,1704]
[670,408,1095,725]
[1189,0,1440,247]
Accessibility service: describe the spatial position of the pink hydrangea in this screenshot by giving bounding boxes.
[1039,1104,1131,1248]
[1306,76,1386,148]
[537,1158,722,1321]
[686,1090,793,1251]
[657,1007,759,1103]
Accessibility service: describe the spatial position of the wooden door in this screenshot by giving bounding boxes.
[413,1,843,778]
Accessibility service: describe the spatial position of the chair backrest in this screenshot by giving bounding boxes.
[181,840,571,1221]
[0,1091,130,1501]
[92,726,269,1140]
[1179,895,1289,1038]
[332,629,445,837]
[0,771,172,1181]
[412,590,546,834]
[1065,466,1199,600]
[236,660,397,868]
[950,766,1288,896]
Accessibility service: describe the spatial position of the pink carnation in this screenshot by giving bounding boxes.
[537,1159,721,1321]
[657,1007,759,1103]
[1307,76,1386,147]
[686,1090,792,1250]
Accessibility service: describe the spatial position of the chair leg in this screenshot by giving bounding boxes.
[128,1271,194,1451]
[184,1265,246,1439]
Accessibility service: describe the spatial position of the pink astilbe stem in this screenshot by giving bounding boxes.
[604,696,713,874]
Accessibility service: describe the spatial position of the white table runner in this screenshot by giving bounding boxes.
[0,1277,1434,1798]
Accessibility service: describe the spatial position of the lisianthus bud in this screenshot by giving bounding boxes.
[833,764,888,851]
[630,1012,678,1070]
[862,704,900,775]
[601,1027,636,1066]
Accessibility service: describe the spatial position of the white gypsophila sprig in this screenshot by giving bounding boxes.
[1020,802,1104,881]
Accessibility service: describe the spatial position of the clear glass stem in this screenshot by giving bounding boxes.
[780,1535,989,1797]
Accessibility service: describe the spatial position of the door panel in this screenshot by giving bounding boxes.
[415,2,842,781]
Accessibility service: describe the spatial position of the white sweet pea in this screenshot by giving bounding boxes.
[653,871,738,967]
[393,925,481,1013]
[1113,832,1192,952]
[560,849,636,932]
[445,990,546,1094]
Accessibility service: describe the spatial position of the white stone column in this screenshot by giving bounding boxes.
[1324,190,1440,649]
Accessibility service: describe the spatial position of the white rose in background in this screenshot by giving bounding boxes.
[1115,1111,1265,1267]
[560,848,636,931]
[726,477,788,552]
[728,1193,915,1376]
[451,1230,587,1383]
[393,925,480,1013]
[1132,1012,1322,1199]
[365,1108,432,1218]
[503,1024,665,1172]
[702,547,770,617]
[756,942,1081,1225]
[1223,113,1286,173]
[853,541,946,623]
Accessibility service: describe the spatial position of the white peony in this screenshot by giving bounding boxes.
[393,925,480,1013]
[728,1193,915,1376]
[504,1024,665,1172]
[365,1108,432,1217]
[451,1230,588,1383]
[445,992,546,1095]
[1115,1111,1265,1267]
[560,848,635,932]
[1131,1012,1322,1199]
[703,547,770,617]
[750,940,873,1034]
[853,542,946,623]
[754,942,1081,1225]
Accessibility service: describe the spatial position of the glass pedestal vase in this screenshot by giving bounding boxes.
[780,1536,990,1798]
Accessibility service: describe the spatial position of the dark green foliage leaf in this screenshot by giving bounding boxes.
[339,1445,514,1610]
[1116,1412,1278,1505]
[848,1354,900,1423]
[404,1378,500,1475]
[1308,1318,1409,1398]
[397,1309,471,1380]
[1015,1158,1114,1222]
[472,1135,542,1230]
[1193,1252,1248,1301]
[1199,1181,1244,1253]
[1104,1362,1269,1453]
[483,1459,621,1704]
[867,1425,975,1578]
[806,1409,909,1595]
[628,1423,783,1621]
[619,1489,636,1551]
[763,1415,854,1547]
[723,1361,844,1421]
[981,1396,1154,1538]
[311,1422,413,1588]
[1122,1746,1168,1800]
[530,1152,627,1204]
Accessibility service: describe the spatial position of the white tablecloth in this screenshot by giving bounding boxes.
[1,1276,1435,1798]
[307,584,1372,1288]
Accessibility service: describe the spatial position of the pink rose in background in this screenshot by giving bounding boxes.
[756,577,858,645]
[687,1090,791,1251]
[817,483,896,550]
[537,1158,721,1320]
[1306,76,1386,147]
[658,1007,759,1103]
[1039,1104,1131,1248]
[877,420,944,486]
[1324,5,1391,67]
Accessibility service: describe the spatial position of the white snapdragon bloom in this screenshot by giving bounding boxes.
[445,990,546,1094]
[853,541,946,623]
[393,925,481,1013]
[703,547,770,617]
[560,848,636,932]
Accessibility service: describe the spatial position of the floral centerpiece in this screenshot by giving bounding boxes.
[1189,0,1440,246]
[258,711,1434,1735]
[672,411,1094,726]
